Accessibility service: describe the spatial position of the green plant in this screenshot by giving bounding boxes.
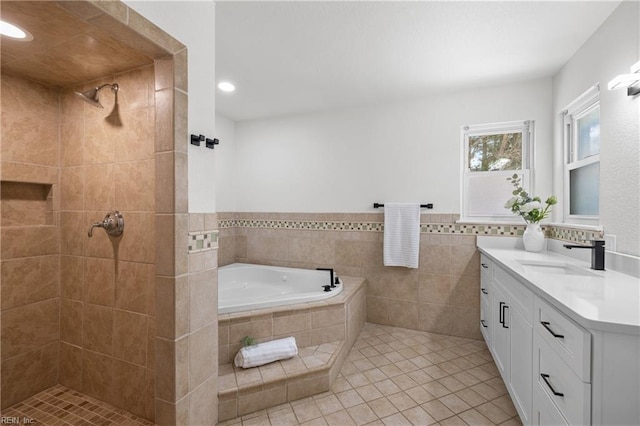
[241,336,257,347]
[505,174,557,223]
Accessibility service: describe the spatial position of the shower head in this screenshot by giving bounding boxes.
[74,83,119,108]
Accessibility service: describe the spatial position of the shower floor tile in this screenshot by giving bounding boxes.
[1,384,154,426]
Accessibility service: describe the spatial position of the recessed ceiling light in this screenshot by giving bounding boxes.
[218,81,236,93]
[0,19,33,41]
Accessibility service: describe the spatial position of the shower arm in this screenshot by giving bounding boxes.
[88,211,124,238]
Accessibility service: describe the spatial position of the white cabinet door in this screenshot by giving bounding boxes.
[510,305,533,424]
[491,283,510,381]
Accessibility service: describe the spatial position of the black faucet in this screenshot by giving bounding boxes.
[563,240,605,270]
[316,268,335,288]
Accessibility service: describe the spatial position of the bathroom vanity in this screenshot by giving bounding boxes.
[477,237,640,426]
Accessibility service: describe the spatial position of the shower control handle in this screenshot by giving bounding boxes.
[88,211,124,238]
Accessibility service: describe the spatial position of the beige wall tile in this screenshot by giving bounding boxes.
[449,275,480,308]
[173,89,188,153]
[154,88,174,153]
[61,255,84,301]
[274,313,311,335]
[114,160,154,211]
[119,212,155,263]
[82,349,116,406]
[60,299,83,346]
[418,302,452,335]
[1,255,59,309]
[115,65,154,112]
[60,166,84,210]
[230,318,273,345]
[83,257,115,307]
[155,151,176,214]
[1,225,58,259]
[450,245,480,277]
[312,307,344,329]
[311,324,345,346]
[450,307,482,339]
[113,309,148,365]
[61,120,84,166]
[115,261,153,315]
[420,244,451,274]
[173,49,188,92]
[189,269,217,331]
[59,342,82,391]
[418,273,451,304]
[1,299,59,358]
[366,296,388,325]
[156,214,176,276]
[83,304,113,355]
[189,375,218,426]
[60,211,84,256]
[0,342,59,409]
[84,164,114,211]
[112,358,150,418]
[188,324,217,390]
[155,58,174,91]
[386,299,419,330]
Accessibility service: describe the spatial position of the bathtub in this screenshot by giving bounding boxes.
[218,263,343,314]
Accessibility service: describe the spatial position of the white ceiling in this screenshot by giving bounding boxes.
[215,1,620,122]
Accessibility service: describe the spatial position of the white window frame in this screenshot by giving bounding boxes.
[460,120,534,222]
[562,84,600,225]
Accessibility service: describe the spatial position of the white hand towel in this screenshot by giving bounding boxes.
[234,336,298,369]
[383,203,420,269]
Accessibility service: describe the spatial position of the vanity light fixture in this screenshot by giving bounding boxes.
[218,81,236,93]
[0,19,33,41]
[607,60,640,96]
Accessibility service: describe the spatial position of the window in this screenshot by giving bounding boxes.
[461,120,533,221]
[563,85,600,223]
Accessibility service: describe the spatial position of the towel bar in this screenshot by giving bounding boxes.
[373,203,433,209]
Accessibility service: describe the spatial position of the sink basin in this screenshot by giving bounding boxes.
[516,259,597,277]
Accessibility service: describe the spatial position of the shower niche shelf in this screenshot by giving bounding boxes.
[1,181,54,227]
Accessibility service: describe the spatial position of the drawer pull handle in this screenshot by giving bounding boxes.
[541,373,564,397]
[481,288,488,295]
[481,320,488,328]
[499,302,509,328]
[541,321,565,339]
[481,263,489,269]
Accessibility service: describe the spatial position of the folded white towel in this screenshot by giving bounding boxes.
[383,203,420,269]
[234,337,298,369]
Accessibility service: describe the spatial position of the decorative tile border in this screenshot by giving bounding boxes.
[547,225,604,243]
[188,230,219,253]
[220,217,603,244]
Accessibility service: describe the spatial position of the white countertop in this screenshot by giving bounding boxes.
[477,237,640,334]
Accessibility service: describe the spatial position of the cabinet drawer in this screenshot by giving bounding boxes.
[534,332,590,426]
[534,296,591,381]
[494,264,533,324]
[534,386,569,426]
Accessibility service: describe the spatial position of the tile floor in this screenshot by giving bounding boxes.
[220,323,523,426]
[1,384,153,426]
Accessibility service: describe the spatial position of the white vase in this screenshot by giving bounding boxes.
[522,223,545,252]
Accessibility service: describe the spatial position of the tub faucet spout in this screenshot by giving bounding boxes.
[317,268,335,288]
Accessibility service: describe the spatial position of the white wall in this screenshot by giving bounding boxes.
[229,78,553,213]
[124,0,217,213]
[214,114,236,212]
[552,1,639,256]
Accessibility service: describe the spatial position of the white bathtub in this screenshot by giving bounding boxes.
[218,263,344,314]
